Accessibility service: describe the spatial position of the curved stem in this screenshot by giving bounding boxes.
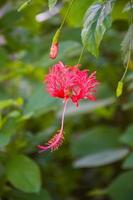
[121,62,129,82]
[60,99,68,133]
[120,0,132,82]
[59,0,75,31]
[77,45,86,65]
[17,0,31,12]
[121,49,131,82]
[130,0,133,24]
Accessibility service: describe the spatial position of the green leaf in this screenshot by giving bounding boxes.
[81,1,113,57]
[71,126,121,157]
[120,125,133,147]
[73,148,129,168]
[6,155,41,193]
[0,99,14,110]
[0,98,23,110]
[0,48,8,68]
[0,115,19,148]
[9,189,52,200]
[122,153,133,169]
[108,171,133,200]
[121,24,133,65]
[24,84,59,117]
[48,0,57,9]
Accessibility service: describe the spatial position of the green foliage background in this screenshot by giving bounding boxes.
[0,0,133,200]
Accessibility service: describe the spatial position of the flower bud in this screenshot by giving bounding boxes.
[49,29,60,59]
[49,43,59,59]
[116,81,123,97]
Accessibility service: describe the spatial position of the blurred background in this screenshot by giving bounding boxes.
[0,0,133,199]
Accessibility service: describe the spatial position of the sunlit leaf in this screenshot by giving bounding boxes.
[82,1,113,56]
[48,0,57,9]
[0,98,23,110]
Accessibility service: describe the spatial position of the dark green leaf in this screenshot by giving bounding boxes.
[108,171,133,200]
[120,125,133,147]
[10,189,51,200]
[122,153,133,169]
[0,48,8,68]
[6,155,41,193]
[71,126,121,157]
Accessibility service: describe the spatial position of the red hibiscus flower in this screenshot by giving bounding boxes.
[49,43,59,59]
[38,61,99,152]
[45,61,98,106]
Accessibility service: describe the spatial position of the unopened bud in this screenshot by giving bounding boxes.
[116,81,123,97]
[49,29,60,59]
[49,43,59,59]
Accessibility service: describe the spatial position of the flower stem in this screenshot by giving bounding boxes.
[60,100,68,133]
[17,0,31,12]
[121,59,130,82]
[59,0,75,31]
[77,45,86,65]
[117,0,133,89]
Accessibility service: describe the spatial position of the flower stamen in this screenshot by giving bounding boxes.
[38,130,64,152]
[38,100,68,152]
